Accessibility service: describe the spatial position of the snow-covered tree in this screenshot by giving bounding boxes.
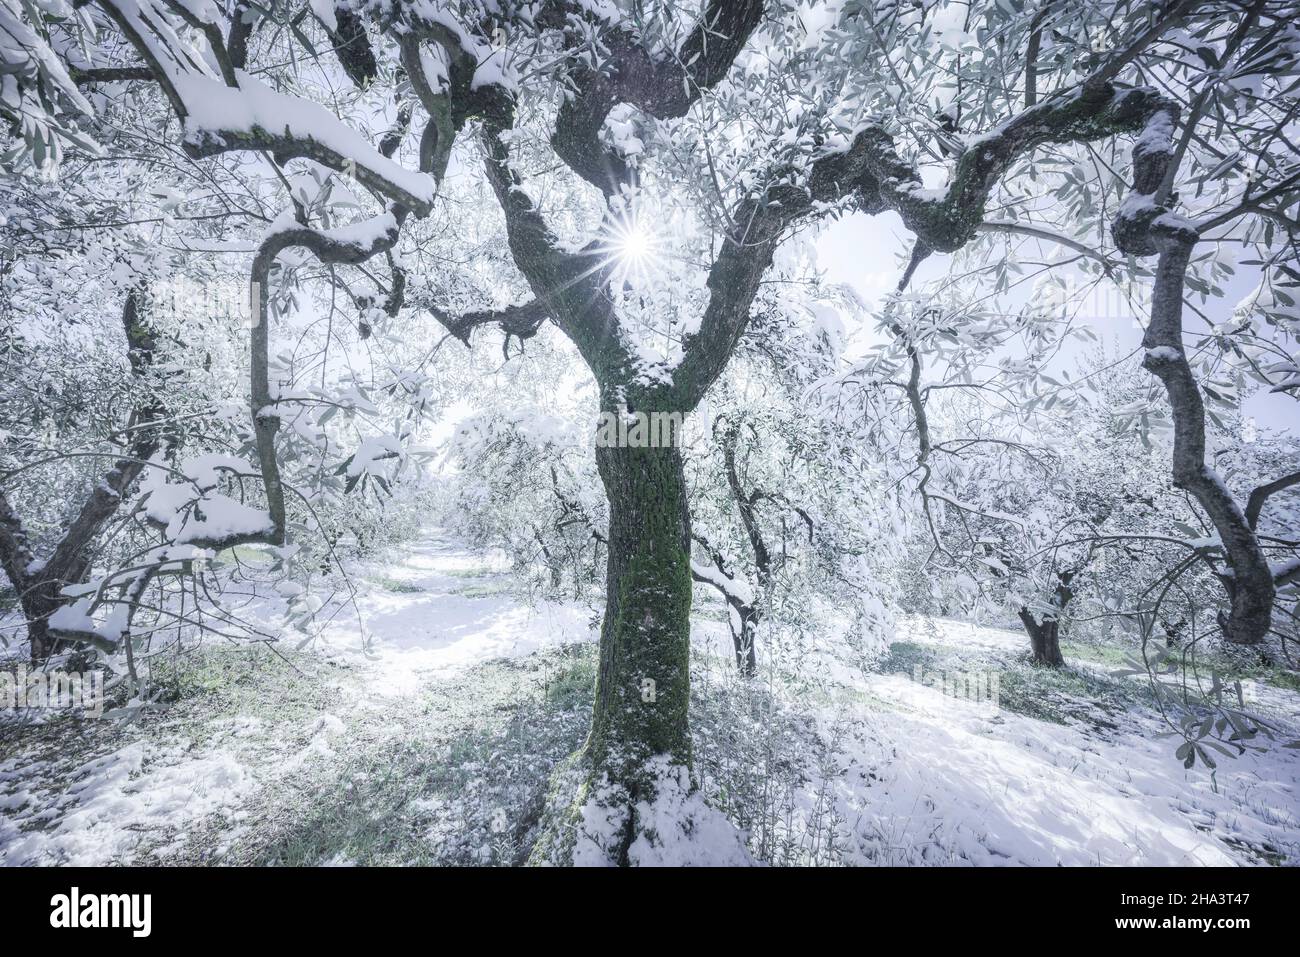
[2,0,1298,863]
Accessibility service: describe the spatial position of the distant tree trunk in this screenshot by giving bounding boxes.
[1018,609,1065,667]
[732,607,759,676]
[720,420,765,677]
[688,529,759,676]
[1018,571,1073,667]
[532,528,564,589]
[685,416,779,677]
[586,435,693,806]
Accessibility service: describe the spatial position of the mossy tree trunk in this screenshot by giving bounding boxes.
[586,436,694,793]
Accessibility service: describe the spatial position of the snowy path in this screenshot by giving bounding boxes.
[2,532,1297,866]
[316,536,594,696]
[0,534,594,866]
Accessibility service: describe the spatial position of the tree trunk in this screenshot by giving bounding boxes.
[586,439,694,790]
[1018,570,1073,667]
[718,417,765,677]
[528,424,721,865]
[23,582,63,660]
[1117,94,1276,646]
[732,607,758,676]
[1018,609,1065,668]
[0,288,162,661]
[1141,227,1274,644]
[0,492,58,658]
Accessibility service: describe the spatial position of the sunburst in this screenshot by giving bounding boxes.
[593,208,664,288]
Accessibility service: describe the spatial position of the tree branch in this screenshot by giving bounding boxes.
[41,288,166,583]
[92,0,439,215]
[715,417,770,583]
[547,0,765,195]
[978,220,1115,270]
[69,65,155,83]
[247,211,406,544]
[670,128,894,408]
[1246,470,1300,531]
[478,115,634,381]
[858,82,1170,254]
[427,298,552,351]
[325,5,378,88]
[1140,220,1275,643]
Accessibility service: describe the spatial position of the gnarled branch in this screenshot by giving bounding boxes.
[547,0,765,195]
[1246,470,1300,531]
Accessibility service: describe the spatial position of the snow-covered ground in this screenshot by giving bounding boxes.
[2,532,1297,866]
[314,536,595,695]
[836,642,1300,865]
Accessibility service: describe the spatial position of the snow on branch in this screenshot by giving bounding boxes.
[0,0,100,165]
[92,0,439,214]
[259,209,404,265]
[137,455,274,550]
[92,0,223,96]
[174,71,439,214]
[857,83,1173,254]
[46,543,213,653]
[689,557,754,609]
[0,0,93,116]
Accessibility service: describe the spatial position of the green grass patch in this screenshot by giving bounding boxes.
[1060,641,1135,670]
[368,575,426,594]
[878,640,939,677]
[1066,640,1300,696]
[996,661,1152,730]
[879,638,1154,733]
[441,566,497,579]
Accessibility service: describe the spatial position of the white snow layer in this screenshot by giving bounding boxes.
[4,536,1297,867]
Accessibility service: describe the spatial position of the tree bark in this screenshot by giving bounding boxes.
[1140,225,1274,644]
[1018,609,1065,667]
[1018,571,1073,667]
[586,437,693,796]
[1110,13,1278,645]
